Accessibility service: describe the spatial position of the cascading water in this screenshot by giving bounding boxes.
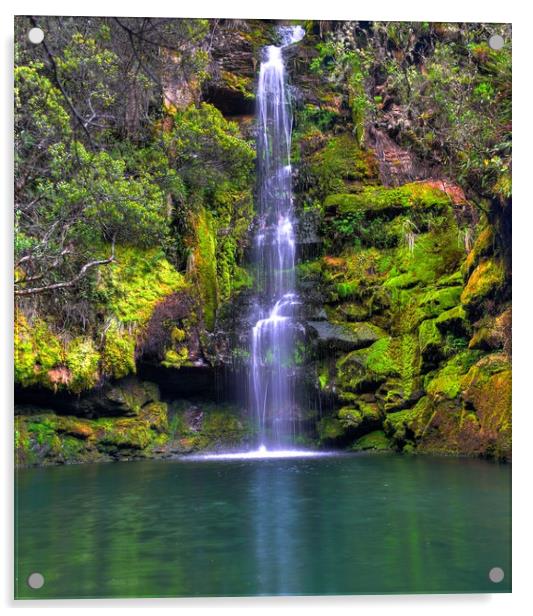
[250,26,305,450]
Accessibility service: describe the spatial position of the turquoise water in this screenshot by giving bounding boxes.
[15,453,511,598]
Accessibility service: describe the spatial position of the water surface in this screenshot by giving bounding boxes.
[15,453,511,598]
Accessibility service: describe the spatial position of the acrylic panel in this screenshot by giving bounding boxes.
[14,16,512,599]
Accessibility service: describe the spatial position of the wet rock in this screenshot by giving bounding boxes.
[352,430,392,452]
[308,320,385,352]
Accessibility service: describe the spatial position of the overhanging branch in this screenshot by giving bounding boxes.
[15,242,115,297]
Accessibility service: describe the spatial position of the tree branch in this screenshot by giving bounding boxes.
[15,242,115,296]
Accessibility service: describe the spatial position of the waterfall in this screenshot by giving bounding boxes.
[250,26,305,450]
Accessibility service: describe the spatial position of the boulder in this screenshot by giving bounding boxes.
[308,320,385,352]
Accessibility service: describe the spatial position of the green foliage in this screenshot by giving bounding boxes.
[40,141,169,247]
[164,103,254,192]
[309,40,368,143]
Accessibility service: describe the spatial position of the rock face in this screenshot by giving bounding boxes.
[15,378,253,466]
[287,29,511,460]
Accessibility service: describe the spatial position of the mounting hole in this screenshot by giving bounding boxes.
[28,28,44,45]
[489,567,504,583]
[27,572,45,589]
[488,34,504,50]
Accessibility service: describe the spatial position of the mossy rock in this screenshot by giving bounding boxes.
[461,258,506,319]
[468,306,511,352]
[418,318,444,371]
[308,320,386,352]
[337,406,364,429]
[308,134,379,198]
[101,320,136,380]
[435,305,470,338]
[94,417,155,452]
[139,401,169,433]
[168,403,251,453]
[425,350,482,399]
[324,182,450,219]
[385,395,476,457]
[14,312,64,389]
[461,353,511,459]
[317,416,346,444]
[15,413,106,466]
[104,378,160,417]
[336,334,420,400]
[15,246,188,394]
[379,350,511,459]
[417,286,462,319]
[376,378,424,414]
[463,226,494,277]
[190,208,219,330]
[383,404,423,450]
[338,401,380,430]
[352,430,392,451]
[100,245,187,326]
[436,270,463,288]
[65,338,100,394]
[384,229,464,292]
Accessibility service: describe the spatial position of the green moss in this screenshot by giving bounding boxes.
[101,320,136,380]
[418,286,462,319]
[325,183,450,218]
[190,208,218,330]
[170,327,186,343]
[461,258,506,317]
[463,225,494,276]
[162,347,189,369]
[435,305,470,337]
[336,334,419,399]
[139,401,169,433]
[418,318,443,370]
[426,350,482,399]
[307,134,378,199]
[352,430,391,451]
[338,407,364,428]
[461,354,511,458]
[384,229,464,291]
[436,270,463,287]
[99,245,186,326]
[366,335,420,397]
[317,416,345,443]
[14,313,64,388]
[220,70,255,99]
[107,379,159,416]
[15,414,99,465]
[65,338,100,393]
[94,417,153,451]
[383,401,426,449]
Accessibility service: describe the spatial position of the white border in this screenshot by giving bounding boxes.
[2,1,530,614]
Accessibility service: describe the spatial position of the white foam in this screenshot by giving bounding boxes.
[187,448,331,461]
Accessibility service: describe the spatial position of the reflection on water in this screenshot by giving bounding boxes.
[15,454,511,598]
